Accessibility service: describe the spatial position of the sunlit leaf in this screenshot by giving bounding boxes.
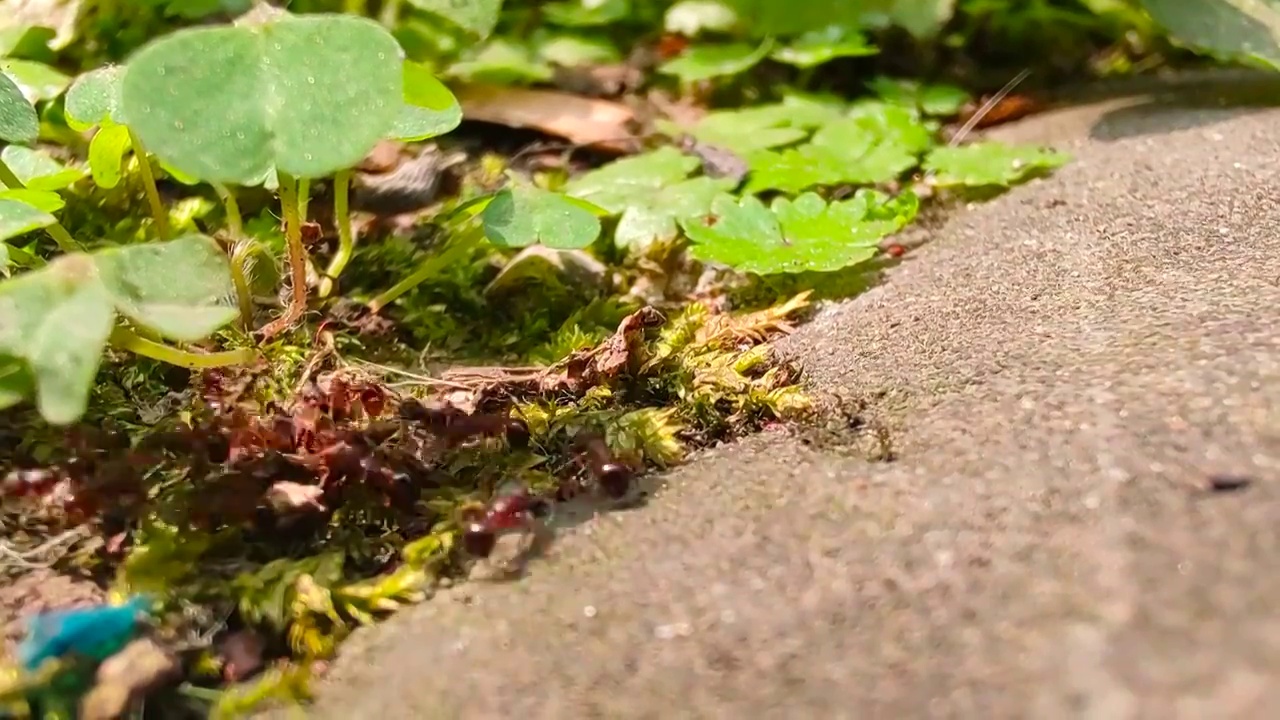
[0,198,54,242]
[665,0,740,36]
[0,188,64,213]
[0,71,37,144]
[543,0,630,26]
[482,185,602,249]
[88,122,132,189]
[1139,0,1280,68]
[0,145,85,191]
[771,25,878,68]
[923,142,1071,187]
[658,39,773,83]
[406,0,504,39]
[391,60,462,141]
[446,39,554,84]
[0,58,70,103]
[64,65,124,131]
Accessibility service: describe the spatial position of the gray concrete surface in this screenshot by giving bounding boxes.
[305,78,1280,719]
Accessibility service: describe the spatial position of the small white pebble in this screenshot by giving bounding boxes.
[583,605,598,618]
[1083,494,1101,510]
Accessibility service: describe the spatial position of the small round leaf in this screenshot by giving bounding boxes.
[391,61,462,141]
[120,14,404,184]
[88,122,132,189]
[483,186,602,250]
[0,198,55,242]
[64,65,125,131]
[28,280,114,425]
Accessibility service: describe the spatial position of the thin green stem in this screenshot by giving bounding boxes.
[318,170,353,299]
[379,0,402,27]
[0,158,80,253]
[367,232,477,314]
[109,327,257,369]
[228,243,256,329]
[213,183,244,239]
[126,129,171,240]
[297,177,311,220]
[343,0,367,14]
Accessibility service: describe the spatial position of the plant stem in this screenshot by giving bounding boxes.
[126,129,171,240]
[255,172,308,340]
[213,183,243,239]
[109,327,257,369]
[318,170,353,299]
[379,0,402,27]
[228,242,256,329]
[343,0,367,14]
[0,158,80,253]
[367,231,477,314]
[297,177,310,220]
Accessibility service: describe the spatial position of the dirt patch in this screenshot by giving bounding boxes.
[1,569,106,658]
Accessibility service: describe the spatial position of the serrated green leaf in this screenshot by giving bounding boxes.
[0,71,37,144]
[681,192,907,274]
[658,39,773,83]
[482,185,601,249]
[868,76,969,116]
[742,144,851,194]
[566,147,731,249]
[0,145,85,191]
[119,13,404,184]
[94,234,239,341]
[771,25,878,68]
[0,58,70,103]
[923,142,1070,187]
[0,188,65,213]
[406,0,504,39]
[64,65,124,131]
[391,61,462,141]
[28,280,113,425]
[0,197,54,242]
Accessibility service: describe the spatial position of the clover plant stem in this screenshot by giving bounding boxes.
[213,183,243,239]
[109,327,257,369]
[297,177,311,219]
[378,0,402,27]
[228,247,255,329]
[318,170,353,299]
[0,159,80,253]
[257,172,309,339]
[126,129,171,240]
[367,231,477,314]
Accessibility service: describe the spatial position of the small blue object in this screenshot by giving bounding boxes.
[17,595,153,672]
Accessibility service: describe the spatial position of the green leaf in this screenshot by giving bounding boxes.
[0,188,64,213]
[0,197,54,241]
[0,71,37,144]
[0,26,57,59]
[0,357,33,410]
[88,122,132,189]
[94,234,239,341]
[406,0,504,39]
[543,0,630,26]
[64,65,124,131]
[482,185,602,249]
[670,105,817,156]
[885,0,957,39]
[28,280,114,424]
[1139,0,1280,67]
[566,147,733,249]
[119,12,404,184]
[720,0,886,36]
[771,25,878,68]
[923,142,1071,187]
[0,145,85,191]
[391,61,462,141]
[0,58,70,103]
[446,39,553,84]
[681,192,907,274]
[658,39,773,83]
[742,144,851,194]
[868,76,969,116]
[0,242,7,269]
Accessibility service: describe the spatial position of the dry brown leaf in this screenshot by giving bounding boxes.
[456,84,640,153]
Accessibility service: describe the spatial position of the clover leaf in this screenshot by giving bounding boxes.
[0,188,64,213]
[0,234,238,423]
[923,142,1071,187]
[0,59,70,103]
[566,147,735,249]
[64,65,124,131]
[0,146,84,191]
[543,0,631,27]
[771,25,878,68]
[680,191,911,274]
[446,39,553,84]
[658,39,773,83]
[391,60,462,142]
[482,185,602,250]
[407,0,504,39]
[119,12,404,185]
[868,76,969,116]
[665,0,740,36]
[87,122,132,189]
[0,71,37,144]
[0,198,55,243]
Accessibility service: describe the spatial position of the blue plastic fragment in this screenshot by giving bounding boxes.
[17,595,153,672]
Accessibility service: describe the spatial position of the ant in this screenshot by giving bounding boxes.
[573,432,633,499]
[457,484,551,560]
[398,397,530,449]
